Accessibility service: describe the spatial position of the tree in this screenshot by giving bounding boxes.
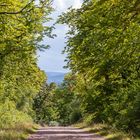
[0,0,53,128]
[33,82,59,124]
[58,0,140,135]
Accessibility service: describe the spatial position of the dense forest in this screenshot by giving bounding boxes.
[0,0,140,139]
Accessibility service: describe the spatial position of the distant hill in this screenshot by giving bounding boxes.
[46,72,66,84]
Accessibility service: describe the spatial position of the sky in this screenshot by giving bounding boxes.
[37,0,82,73]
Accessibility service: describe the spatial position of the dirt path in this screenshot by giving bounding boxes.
[28,127,105,140]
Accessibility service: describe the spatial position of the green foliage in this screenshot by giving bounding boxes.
[33,83,59,124]
[0,0,53,132]
[58,0,140,137]
[0,100,32,128]
[33,74,82,125]
[70,109,82,124]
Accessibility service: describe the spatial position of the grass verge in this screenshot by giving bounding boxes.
[73,122,139,140]
[0,123,39,140]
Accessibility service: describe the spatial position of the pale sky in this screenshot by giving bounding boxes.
[37,0,82,73]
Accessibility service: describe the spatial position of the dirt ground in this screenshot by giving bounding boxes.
[28,127,105,140]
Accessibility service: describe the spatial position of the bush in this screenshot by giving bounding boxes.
[70,109,82,124]
[0,100,32,129]
[83,114,97,125]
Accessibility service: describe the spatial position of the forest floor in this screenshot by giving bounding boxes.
[27,126,105,140]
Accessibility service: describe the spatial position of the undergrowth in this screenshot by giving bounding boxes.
[0,123,38,140]
[74,122,137,140]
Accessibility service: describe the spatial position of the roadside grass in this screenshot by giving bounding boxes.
[74,122,138,140]
[0,123,39,140]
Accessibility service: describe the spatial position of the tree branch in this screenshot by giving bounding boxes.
[0,0,35,15]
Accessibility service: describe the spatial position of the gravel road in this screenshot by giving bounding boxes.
[28,127,105,140]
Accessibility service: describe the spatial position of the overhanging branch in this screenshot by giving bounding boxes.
[0,0,35,15]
